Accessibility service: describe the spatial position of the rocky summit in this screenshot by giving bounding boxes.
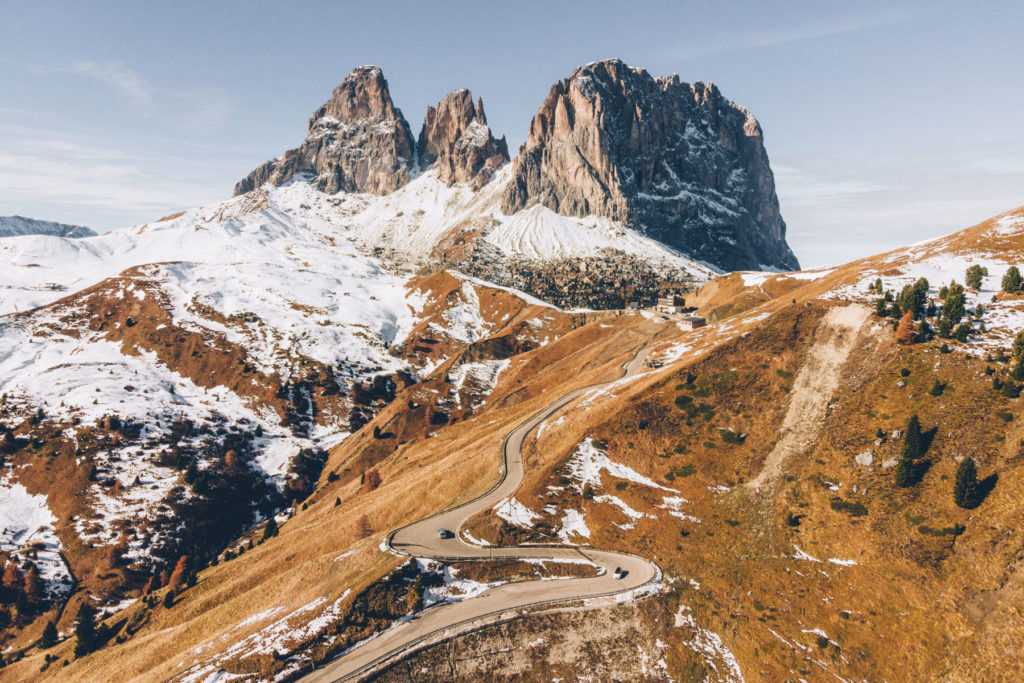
[234,66,417,196]
[235,61,797,282]
[418,89,509,190]
[502,59,798,272]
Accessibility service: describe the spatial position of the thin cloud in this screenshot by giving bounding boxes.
[71,60,156,113]
[773,164,886,208]
[657,2,949,62]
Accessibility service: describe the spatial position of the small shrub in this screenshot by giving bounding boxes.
[918,524,966,537]
[830,498,868,517]
[721,429,746,445]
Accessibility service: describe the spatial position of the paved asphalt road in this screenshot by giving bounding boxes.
[303,348,660,682]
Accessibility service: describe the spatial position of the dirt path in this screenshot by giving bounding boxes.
[747,304,871,492]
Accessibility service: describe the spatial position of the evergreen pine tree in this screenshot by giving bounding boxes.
[1000,379,1020,398]
[929,379,944,396]
[162,590,175,608]
[902,415,922,460]
[73,602,97,658]
[14,590,28,617]
[1,430,15,454]
[40,620,58,648]
[334,497,341,507]
[1014,330,1024,359]
[1011,361,1024,382]
[262,517,278,541]
[895,414,923,488]
[965,264,987,290]
[943,283,966,325]
[1002,266,1023,293]
[893,454,914,488]
[953,457,981,509]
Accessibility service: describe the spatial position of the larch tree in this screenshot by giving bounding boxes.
[362,468,381,493]
[896,311,918,345]
[355,514,372,539]
[168,555,189,593]
[24,564,43,604]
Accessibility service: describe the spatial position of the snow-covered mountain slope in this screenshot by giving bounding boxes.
[0,183,574,621]
[0,215,96,239]
[346,166,716,275]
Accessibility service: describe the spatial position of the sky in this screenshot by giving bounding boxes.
[1,0,1022,268]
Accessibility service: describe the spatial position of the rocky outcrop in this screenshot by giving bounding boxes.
[502,59,798,272]
[418,89,509,189]
[235,66,416,196]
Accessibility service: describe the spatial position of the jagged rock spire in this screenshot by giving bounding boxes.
[234,66,416,196]
[418,89,508,190]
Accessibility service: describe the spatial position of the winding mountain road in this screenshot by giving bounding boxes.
[304,347,660,682]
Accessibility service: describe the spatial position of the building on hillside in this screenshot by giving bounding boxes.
[656,295,687,314]
[678,316,707,331]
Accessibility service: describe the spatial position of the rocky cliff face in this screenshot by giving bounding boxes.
[502,59,798,272]
[418,89,509,190]
[234,66,416,196]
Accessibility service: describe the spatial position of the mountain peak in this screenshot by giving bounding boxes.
[308,65,402,133]
[502,62,798,271]
[418,89,509,190]
[234,66,416,196]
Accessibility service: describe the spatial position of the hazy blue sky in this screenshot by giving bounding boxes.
[1,0,1022,267]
